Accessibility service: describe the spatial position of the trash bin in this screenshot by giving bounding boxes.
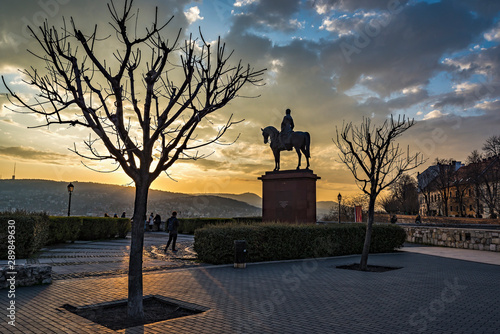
[234,240,247,269]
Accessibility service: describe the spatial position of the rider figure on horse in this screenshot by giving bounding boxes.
[280,108,294,151]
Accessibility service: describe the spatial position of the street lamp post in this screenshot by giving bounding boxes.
[67,182,74,217]
[337,193,342,224]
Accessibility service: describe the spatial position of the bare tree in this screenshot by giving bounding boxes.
[389,173,419,214]
[483,135,500,157]
[452,170,470,217]
[380,195,400,214]
[322,193,370,222]
[333,115,424,270]
[417,167,438,216]
[466,150,484,217]
[433,158,458,217]
[479,156,500,218]
[2,0,264,321]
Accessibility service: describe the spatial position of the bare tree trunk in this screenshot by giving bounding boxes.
[360,196,376,270]
[475,186,481,217]
[128,178,149,321]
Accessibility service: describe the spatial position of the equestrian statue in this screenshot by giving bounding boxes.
[261,108,311,171]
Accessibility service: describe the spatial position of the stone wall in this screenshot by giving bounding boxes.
[375,213,500,226]
[403,226,500,252]
[0,265,52,289]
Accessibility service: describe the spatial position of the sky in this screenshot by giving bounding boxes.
[1,0,500,202]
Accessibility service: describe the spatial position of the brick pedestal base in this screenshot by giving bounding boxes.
[258,170,320,223]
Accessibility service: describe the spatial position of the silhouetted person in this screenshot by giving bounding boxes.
[280,108,294,150]
[390,215,397,224]
[121,212,126,218]
[164,211,179,252]
[148,212,154,231]
[415,214,421,224]
[153,213,161,232]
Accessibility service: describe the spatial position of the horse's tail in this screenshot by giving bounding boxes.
[305,132,311,158]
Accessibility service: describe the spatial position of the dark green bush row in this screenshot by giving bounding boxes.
[194,223,406,264]
[77,217,130,241]
[49,216,131,242]
[0,211,50,259]
[178,217,261,234]
[48,216,83,244]
[0,211,131,259]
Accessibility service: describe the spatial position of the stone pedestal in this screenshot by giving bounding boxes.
[258,170,320,223]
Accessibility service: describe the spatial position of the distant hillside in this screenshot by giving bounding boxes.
[210,192,262,208]
[317,201,336,219]
[0,179,261,218]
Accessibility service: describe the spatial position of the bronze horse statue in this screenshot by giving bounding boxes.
[261,126,310,171]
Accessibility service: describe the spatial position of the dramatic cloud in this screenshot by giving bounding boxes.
[1,0,499,199]
[231,0,302,33]
[0,146,70,164]
[184,6,203,24]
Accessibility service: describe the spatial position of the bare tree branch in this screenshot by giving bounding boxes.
[2,0,265,321]
[333,115,426,270]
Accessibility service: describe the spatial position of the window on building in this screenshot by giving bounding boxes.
[469,205,473,211]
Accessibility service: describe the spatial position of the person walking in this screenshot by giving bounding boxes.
[164,211,179,252]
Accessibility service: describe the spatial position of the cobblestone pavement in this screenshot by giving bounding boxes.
[2,242,500,333]
[24,232,200,280]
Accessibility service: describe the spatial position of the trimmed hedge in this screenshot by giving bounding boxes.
[48,216,131,243]
[194,223,406,264]
[48,216,83,244]
[178,217,260,234]
[0,211,50,259]
[0,212,132,259]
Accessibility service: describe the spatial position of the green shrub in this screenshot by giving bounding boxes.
[78,217,121,240]
[178,218,235,234]
[232,216,263,224]
[0,212,131,259]
[194,223,406,264]
[116,218,131,238]
[0,211,50,259]
[47,216,83,244]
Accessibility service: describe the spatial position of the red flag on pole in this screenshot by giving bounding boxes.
[354,206,363,222]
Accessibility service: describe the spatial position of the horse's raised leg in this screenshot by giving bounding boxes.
[295,147,301,170]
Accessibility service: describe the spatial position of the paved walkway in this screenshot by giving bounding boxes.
[10,232,200,280]
[401,243,500,266]
[1,237,500,333]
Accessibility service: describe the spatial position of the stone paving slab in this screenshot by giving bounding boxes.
[1,252,499,333]
[401,244,500,266]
